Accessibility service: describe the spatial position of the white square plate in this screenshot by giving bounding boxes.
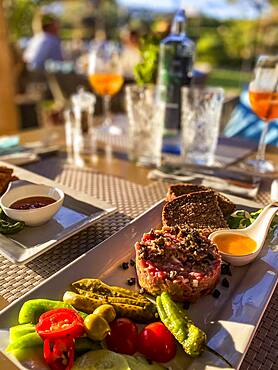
[0,162,115,264]
[0,193,277,369]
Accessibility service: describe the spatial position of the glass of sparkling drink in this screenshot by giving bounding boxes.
[246,55,278,173]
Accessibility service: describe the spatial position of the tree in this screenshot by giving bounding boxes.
[0,1,19,133]
[90,0,121,39]
[3,0,53,40]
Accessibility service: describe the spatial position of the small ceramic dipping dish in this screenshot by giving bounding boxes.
[0,181,64,226]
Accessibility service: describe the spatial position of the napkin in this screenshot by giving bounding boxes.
[0,136,21,155]
[0,152,39,165]
[162,136,257,167]
[148,169,260,199]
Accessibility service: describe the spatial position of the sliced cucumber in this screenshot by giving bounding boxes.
[124,355,166,369]
[72,349,131,370]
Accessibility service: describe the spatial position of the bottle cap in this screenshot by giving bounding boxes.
[175,8,186,21]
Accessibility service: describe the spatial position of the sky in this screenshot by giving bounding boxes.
[117,0,270,19]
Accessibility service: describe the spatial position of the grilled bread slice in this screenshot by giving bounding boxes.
[0,167,13,195]
[166,183,236,217]
[0,166,18,195]
[162,190,228,237]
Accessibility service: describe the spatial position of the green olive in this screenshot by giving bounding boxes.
[93,304,116,323]
[84,314,110,341]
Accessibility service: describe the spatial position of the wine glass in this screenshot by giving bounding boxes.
[88,41,124,135]
[246,55,278,173]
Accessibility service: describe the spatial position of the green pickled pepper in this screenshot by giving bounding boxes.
[156,292,206,357]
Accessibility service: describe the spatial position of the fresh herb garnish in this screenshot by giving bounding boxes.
[228,209,278,234]
[0,207,24,234]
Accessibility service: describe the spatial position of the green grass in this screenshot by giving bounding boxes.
[207,68,252,93]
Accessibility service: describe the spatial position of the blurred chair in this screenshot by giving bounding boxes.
[16,96,41,130]
[15,70,48,130]
[219,93,239,132]
[224,90,278,147]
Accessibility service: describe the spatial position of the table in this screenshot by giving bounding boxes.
[0,125,277,370]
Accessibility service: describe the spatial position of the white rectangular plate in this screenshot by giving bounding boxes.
[0,161,115,264]
[0,194,277,370]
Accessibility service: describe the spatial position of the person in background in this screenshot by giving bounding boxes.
[24,13,63,70]
[120,28,141,79]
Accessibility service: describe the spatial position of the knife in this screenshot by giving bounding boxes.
[148,169,261,199]
[159,163,259,184]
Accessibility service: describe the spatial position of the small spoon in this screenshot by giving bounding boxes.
[209,202,278,266]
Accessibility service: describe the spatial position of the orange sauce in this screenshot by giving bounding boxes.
[213,234,257,256]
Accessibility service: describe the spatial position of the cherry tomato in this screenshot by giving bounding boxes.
[105,318,138,355]
[137,322,176,363]
[36,308,84,340]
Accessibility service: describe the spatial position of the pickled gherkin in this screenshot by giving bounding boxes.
[69,278,157,322]
[63,291,101,313]
[112,302,156,323]
[72,287,153,309]
[156,292,206,357]
[71,278,143,299]
[64,290,156,323]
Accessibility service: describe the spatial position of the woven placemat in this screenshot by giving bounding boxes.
[0,159,276,369]
[0,164,169,302]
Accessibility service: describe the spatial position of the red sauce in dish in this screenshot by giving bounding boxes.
[10,196,56,210]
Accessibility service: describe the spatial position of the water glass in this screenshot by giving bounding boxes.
[126,85,166,167]
[181,87,224,166]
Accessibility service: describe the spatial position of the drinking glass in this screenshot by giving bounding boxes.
[64,89,96,166]
[181,87,224,166]
[126,85,166,167]
[88,42,124,135]
[247,55,278,173]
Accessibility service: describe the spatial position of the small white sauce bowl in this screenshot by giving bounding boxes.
[0,182,64,227]
[209,202,278,266]
[209,230,259,267]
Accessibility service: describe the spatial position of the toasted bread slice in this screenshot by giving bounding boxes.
[0,173,12,195]
[0,166,15,195]
[0,167,13,174]
[162,190,228,235]
[166,183,236,217]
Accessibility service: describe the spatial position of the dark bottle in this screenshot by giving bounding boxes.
[157,9,195,135]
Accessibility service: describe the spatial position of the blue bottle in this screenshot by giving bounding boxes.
[157,9,195,135]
